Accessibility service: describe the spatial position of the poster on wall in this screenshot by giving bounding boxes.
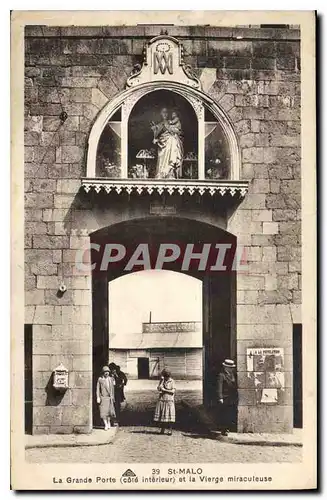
[247,348,285,404]
[11,9,316,492]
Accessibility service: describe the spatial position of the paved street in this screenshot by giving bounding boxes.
[26,427,302,464]
[26,383,301,463]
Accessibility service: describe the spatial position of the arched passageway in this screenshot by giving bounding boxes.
[90,217,237,429]
[108,270,203,428]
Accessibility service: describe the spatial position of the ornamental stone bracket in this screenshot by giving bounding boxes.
[126,35,201,89]
[81,178,249,197]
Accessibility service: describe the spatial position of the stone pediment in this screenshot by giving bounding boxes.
[126,35,201,90]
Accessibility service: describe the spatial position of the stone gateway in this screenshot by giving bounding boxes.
[24,24,301,436]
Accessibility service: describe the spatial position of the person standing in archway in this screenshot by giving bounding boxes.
[109,363,128,424]
[115,365,128,401]
[154,369,176,435]
[96,366,116,430]
[217,359,238,436]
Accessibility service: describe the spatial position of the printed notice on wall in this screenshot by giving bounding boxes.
[11,10,316,492]
[247,348,285,404]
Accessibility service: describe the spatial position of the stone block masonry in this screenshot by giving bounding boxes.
[25,25,301,434]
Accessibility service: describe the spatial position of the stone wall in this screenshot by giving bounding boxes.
[25,25,301,433]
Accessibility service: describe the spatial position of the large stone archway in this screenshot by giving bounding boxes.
[90,216,237,428]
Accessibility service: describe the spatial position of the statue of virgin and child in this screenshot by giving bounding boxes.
[150,107,184,179]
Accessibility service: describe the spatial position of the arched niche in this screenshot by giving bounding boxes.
[128,89,198,179]
[88,81,241,181]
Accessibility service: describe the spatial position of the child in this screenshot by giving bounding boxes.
[168,110,182,134]
[154,369,176,435]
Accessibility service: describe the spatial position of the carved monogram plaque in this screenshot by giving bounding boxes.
[153,41,173,74]
[126,35,201,89]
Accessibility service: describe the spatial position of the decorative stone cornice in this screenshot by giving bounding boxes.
[81,178,249,197]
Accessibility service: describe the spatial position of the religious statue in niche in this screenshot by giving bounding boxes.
[127,89,197,179]
[150,107,184,179]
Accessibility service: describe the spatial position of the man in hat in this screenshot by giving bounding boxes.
[115,365,128,401]
[217,359,238,436]
[108,362,127,424]
[113,365,128,424]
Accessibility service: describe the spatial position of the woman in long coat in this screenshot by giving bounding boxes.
[154,369,176,435]
[217,359,238,436]
[96,366,116,430]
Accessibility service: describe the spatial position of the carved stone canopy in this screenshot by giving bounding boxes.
[84,35,244,189]
[126,35,201,90]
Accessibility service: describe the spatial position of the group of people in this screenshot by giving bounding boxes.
[96,363,127,430]
[96,358,237,437]
[153,359,237,437]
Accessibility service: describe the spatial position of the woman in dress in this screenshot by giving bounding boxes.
[150,107,184,179]
[217,359,238,436]
[96,366,116,430]
[154,369,176,435]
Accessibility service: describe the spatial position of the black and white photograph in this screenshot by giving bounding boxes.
[11,10,316,490]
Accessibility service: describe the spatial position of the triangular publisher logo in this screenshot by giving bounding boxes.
[122,469,137,477]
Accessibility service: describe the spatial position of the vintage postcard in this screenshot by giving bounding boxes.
[11,10,316,490]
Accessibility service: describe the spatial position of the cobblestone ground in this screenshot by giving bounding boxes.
[26,387,302,463]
